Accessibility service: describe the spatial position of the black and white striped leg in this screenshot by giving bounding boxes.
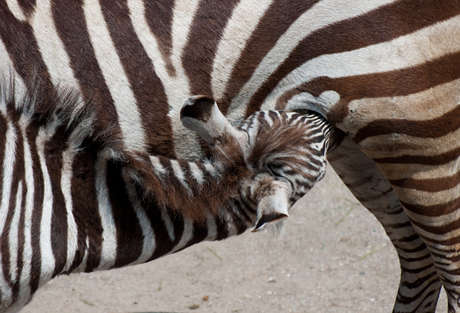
[328,136,441,313]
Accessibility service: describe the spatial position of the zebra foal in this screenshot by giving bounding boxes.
[0,82,334,312]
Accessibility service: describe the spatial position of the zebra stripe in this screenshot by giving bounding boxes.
[211,0,273,101]
[18,117,34,303]
[0,80,332,311]
[36,127,55,288]
[61,148,77,273]
[31,0,81,93]
[0,116,16,308]
[95,155,117,271]
[0,1,459,312]
[84,0,145,152]
[228,0,394,119]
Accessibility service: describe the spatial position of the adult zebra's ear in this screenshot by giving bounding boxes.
[252,179,291,232]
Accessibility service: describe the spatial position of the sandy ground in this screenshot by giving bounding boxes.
[22,170,448,313]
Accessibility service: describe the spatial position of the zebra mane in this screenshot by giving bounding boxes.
[246,112,332,169]
[0,77,96,151]
[120,134,253,223]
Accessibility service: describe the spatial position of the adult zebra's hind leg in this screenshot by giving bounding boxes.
[327,136,442,313]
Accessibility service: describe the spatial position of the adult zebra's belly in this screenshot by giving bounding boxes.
[333,78,460,248]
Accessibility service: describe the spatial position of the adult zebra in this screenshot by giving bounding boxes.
[0,0,459,312]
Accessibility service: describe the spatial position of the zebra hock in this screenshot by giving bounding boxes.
[0,83,335,312]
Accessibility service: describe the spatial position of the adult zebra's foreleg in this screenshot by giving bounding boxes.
[327,136,441,313]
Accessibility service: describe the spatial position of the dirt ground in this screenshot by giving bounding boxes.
[22,170,448,313]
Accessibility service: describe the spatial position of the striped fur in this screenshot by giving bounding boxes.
[0,1,459,312]
[241,110,336,202]
[0,83,333,312]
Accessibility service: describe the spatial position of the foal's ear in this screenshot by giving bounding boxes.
[181,96,246,148]
[180,95,218,144]
[252,180,290,232]
[181,96,215,123]
[180,96,230,143]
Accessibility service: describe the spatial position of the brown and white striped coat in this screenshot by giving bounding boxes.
[0,0,459,312]
[0,83,334,312]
